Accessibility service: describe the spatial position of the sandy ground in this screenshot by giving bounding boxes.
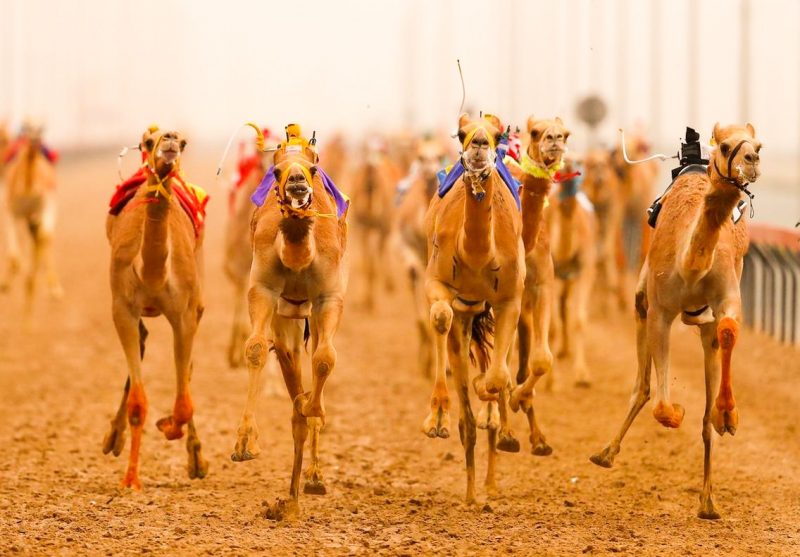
[1,151,799,556]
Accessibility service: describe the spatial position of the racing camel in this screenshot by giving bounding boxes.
[231,124,349,516]
[1,123,63,308]
[103,126,209,489]
[423,113,525,503]
[591,123,762,520]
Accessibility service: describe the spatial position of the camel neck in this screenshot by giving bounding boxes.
[141,169,174,288]
[459,174,495,268]
[681,172,743,284]
[520,174,551,252]
[278,216,316,271]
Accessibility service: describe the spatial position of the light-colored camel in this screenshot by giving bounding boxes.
[547,158,598,387]
[591,123,762,520]
[103,128,208,489]
[224,132,276,368]
[505,116,570,456]
[391,136,445,377]
[582,149,628,312]
[1,124,62,307]
[349,137,401,311]
[231,125,348,515]
[611,132,659,267]
[423,113,525,503]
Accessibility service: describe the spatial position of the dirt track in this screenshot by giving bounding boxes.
[1,152,799,556]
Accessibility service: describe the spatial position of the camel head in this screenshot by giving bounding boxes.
[272,124,320,215]
[582,149,614,205]
[143,129,187,176]
[458,112,502,179]
[416,135,445,182]
[525,116,570,169]
[710,122,761,186]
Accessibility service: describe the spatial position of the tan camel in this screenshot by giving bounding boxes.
[423,113,525,503]
[591,123,762,520]
[582,149,628,312]
[505,116,570,456]
[391,136,445,377]
[1,124,62,306]
[231,125,348,515]
[103,128,208,489]
[349,137,401,311]
[547,158,598,387]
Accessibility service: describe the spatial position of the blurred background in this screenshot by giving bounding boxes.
[0,0,797,225]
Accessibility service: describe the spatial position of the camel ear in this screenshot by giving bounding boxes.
[564,128,571,141]
[483,113,502,131]
[745,122,756,137]
[712,122,722,144]
[273,166,282,183]
[179,139,188,152]
[526,115,536,133]
[309,165,318,178]
[555,117,563,126]
[458,113,471,130]
[494,132,503,147]
[143,137,155,152]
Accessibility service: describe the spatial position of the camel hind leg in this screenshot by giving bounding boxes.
[157,308,200,442]
[698,322,722,519]
[422,280,453,438]
[590,280,652,467]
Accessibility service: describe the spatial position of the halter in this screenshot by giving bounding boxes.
[712,138,756,216]
[273,160,337,219]
[459,123,497,200]
[141,133,181,200]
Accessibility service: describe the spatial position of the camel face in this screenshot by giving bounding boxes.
[417,140,443,182]
[526,117,570,167]
[457,114,502,177]
[711,123,761,185]
[274,159,317,211]
[582,150,613,204]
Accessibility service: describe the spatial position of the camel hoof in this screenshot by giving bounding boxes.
[120,472,142,491]
[698,497,721,520]
[653,401,685,429]
[303,479,327,495]
[497,433,520,453]
[589,448,615,468]
[422,402,450,439]
[231,430,260,462]
[187,439,208,480]
[711,406,738,436]
[532,441,553,457]
[263,498,300,522]
[156,416,185,440]
[102,426,126,457]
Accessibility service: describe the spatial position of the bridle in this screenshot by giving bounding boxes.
[713,138,756,209]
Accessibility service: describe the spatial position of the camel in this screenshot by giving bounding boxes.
[391,136,445,377]
[0,124,62,307]
[504,116,571,457]
[590,123,762,520]
[103,127,208,489]
[349,136,401,311]
[582,149,628,312]
[320,133,348,186]
[231,124,348,515]
[546,158,598,387]
[611,132,659,268]
[423,113,525,503]
[224,129,276,368]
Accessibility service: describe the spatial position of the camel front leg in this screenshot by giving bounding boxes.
[712,301,741,436]
[590,287,652,467]
[111,302,147,490]
[448,314,477,504]
[572,269,595,388]
[649,308,684,428]
[300,296,343,418]
[157,310,199,441]
[227,280,248,368]
[698,322,721,519]
[422,279,452,438]
[484,301,520,394]
[231,283,276,462]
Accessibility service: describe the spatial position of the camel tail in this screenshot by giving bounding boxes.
[469,306,495,373]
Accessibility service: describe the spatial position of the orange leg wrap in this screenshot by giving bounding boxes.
[122,383,147,489]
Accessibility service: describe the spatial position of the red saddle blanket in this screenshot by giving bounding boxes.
[109,167,209,236]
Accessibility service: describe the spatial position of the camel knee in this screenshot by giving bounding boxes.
[717,317,738,350]
[245,335,268,368]
[634,290,647,320]
[127,383,148,426]
[312,343,336,379]
[430,301,453,335]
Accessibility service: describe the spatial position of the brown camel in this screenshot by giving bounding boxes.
[1,124,62,307]
[505,116,570,456]
[547,158,598,387]
[391,136,445,377]
[591,123,762,520]
[231,124,348,515]
[103,128,208,489]
[349,136,401,311]
[423,113,525,503]
[582,149,628,312]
